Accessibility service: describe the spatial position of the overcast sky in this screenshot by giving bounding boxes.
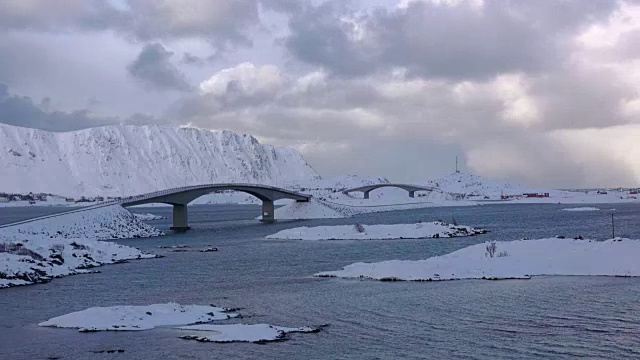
[1,0,639,187]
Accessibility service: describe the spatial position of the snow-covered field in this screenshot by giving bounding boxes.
[562,207,601,212]
[0,205,162,288]
[39,303,321,343]
[315,238,640,281]
[267,222,487,240]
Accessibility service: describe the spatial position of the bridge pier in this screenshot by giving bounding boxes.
[261,200,275,223]
[363,191,370,199]
[409,191,415,198]
[170,204,190,231]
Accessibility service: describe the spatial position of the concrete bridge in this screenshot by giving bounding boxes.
[120,184,311,230]
[342,183,440,199]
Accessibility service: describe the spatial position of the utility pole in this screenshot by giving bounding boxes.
[455,156,460,173]
[612,213,615,239]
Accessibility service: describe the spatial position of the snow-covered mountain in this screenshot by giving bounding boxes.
[0,124,320,197]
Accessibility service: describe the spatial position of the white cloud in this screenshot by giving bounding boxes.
[199,62,288,97]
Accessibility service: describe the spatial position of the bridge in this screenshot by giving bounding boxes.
[342,183,440,199]
[0,184,311,231]
[120,184,312,230]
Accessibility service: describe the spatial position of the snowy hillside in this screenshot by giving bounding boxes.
[0,124,319,197]
[423,172,547,198]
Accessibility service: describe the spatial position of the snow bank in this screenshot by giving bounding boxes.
[0,205,162,288]
[179,324,320,343]
[132,212,166,220]
[40,303,322,343]
[38,303,238,331]
[562,207,600,212]
[315,238,640,281]
[267,222,487,240]
[272,199,346,219]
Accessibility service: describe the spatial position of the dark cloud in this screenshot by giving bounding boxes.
[284,1,377,77]
[127,43,191,92]
[0,84,163,132]
[284,0,619,79]
[181,52,216,66]
[0,83,118,131]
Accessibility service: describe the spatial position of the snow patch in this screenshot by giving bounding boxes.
[267,222,487,240]
[315,238,640,281]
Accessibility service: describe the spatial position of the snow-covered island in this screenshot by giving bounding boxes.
[561,207,601,212]
[38,303,238,331]
[0,205,163,289]
[266,221,487,240]
[39,303,322,343]
[314,238,640,281]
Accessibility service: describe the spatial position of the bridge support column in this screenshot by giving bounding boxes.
[261,200,275,223]
[409,191,415,198]
[170,204,190,231]
[363,191,370,199]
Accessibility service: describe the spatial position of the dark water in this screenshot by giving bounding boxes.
[1,203,640,359]
[0,206,74,225]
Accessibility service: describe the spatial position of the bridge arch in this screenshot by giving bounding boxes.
[121,183,311,230]
[342,183,439,199]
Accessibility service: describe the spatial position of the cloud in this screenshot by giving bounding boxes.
[0,84,162,132]
[0,0,261,47]
[283,0,619,79]
[170,43,640,186]
[1,0,640,187]
[127,43,191,91]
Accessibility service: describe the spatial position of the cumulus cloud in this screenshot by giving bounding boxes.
[127,43,191,91]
